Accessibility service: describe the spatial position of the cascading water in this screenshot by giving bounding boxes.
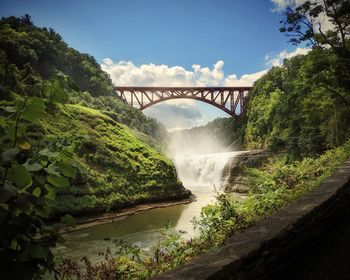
[173,151,239,188]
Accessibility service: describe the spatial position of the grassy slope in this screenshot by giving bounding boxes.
[43,104,188,217]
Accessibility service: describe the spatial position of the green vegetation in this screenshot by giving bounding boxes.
[58,140,350,279]
[45,103,186,217]
[68,91,168,146]
[244,47,350,158]
[0,71,80,279]
[245,0,350,158]
[0,15,188,279]
[0,15,112,96]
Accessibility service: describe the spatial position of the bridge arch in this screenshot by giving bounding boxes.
[113,87,252,117]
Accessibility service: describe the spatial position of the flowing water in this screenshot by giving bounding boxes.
[54,151,241,262]
[174,152,239,187]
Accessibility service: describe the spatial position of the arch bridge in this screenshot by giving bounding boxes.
[113,86,252,117]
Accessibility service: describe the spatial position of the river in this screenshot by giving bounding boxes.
[54,151,241,263]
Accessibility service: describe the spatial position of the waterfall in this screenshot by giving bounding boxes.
[173,151,239,188]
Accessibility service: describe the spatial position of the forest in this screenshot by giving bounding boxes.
[0,0,349,279]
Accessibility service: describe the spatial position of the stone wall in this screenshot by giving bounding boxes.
[155,158,350,280]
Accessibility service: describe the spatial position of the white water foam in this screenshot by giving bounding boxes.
[173,151,239,188]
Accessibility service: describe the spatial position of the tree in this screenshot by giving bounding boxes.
[0,72,78,279]
[20,14,33,26]
[279,0,350,104]
[279,0,350,50]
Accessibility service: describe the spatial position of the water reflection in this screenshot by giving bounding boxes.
[55,185,216,262]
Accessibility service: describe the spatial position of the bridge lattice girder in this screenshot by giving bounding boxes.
[113,87,252,117]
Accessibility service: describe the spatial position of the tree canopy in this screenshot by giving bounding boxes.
[279,0,350,50]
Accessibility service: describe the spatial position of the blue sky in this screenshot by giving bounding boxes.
[0,0,307,129]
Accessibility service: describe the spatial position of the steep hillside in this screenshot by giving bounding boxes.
[0,15,187,218]
[43,104,188,216]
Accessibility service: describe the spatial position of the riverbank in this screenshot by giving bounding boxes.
[54,183,216,263]
[62,195,195,233]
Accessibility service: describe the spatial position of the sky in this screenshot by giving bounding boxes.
[0,0,310,130]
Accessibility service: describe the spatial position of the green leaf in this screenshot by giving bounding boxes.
[28,244,49,259]
[0,183,18,203]
[39,148,58,158]
[0,147,20,165]
[43,81,52,98]
[23,160,43,172]
[47,174,69,188]
[50,80,68,103]
[44,184,56,200]
[21,97,45,124]
[44,165,60,176]
[35,175,46,185]
[7,164,32,188]
[9,239,17,250]
[59,162,76,178]
[33,187,41,197]
[60,214,76,226]
[6,126,26,142]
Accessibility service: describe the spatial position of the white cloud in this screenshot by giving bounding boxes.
[265,47,311,67]
[224,70,268,86]
[102,58,114,66]
[270,0,305,12]
[101,59,263,88]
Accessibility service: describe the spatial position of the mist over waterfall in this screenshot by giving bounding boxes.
[167,117,242,188]
[173,152,239,188]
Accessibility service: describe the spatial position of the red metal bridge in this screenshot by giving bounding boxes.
[113,87,253,117]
